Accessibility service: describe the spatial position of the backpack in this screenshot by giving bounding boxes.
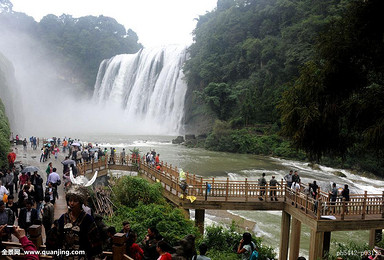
[250,249,259,260]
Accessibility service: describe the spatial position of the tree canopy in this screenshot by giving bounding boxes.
[0,4,142,92]
[184,0,344,127]
[279,0,384,162]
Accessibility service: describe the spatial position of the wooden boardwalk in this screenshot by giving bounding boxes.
[78,156,384,260]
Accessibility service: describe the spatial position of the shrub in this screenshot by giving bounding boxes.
[105,202,199,245]
[111,176,165,208]
[198,223,276,260]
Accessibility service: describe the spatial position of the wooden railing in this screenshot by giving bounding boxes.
[75,155,384,221]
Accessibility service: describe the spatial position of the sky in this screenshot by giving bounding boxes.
[10,0,218,48]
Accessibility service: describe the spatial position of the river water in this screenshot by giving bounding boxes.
[76,134,384,257]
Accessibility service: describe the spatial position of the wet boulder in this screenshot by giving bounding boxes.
[172,136,184,144]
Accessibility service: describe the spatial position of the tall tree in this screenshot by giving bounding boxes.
[279,0,384,161]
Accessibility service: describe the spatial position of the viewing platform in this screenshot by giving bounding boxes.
[77,155,384,260]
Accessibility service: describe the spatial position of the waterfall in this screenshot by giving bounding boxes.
[93,46,188,135]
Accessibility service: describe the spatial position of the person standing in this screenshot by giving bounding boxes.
[55,185,102,258]
[19,171,29,190]
[330,183,338,213]
[45,162,53,178]
[193,243,211,260]
[341,184,350,213]
[7,149,16,169]
[156,240,172,260]
[12,166,19,196]
[121,148,126,165]
[258,173,267,201]
[22,138,27,151]
[126,232,144,260]
[292,171,300,185]
[269,176,280,201]
[155,154,160,166]
[5,195,18,221]
[47,168,60,200]
[30,171,44,218]
[309,181,319,199]
[142,227,162,260]
[0,181,9,202]
[4,169,14,196]
[42,195,54,237]
[284,170,293,189]
[0,201,14,241]
[18,200,38,234]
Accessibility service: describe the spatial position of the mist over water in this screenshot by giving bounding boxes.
[0,24,188,137]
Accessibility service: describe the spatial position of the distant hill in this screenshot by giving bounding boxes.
[0,0,142,93]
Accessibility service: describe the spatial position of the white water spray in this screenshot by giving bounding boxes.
[93,46,188,135]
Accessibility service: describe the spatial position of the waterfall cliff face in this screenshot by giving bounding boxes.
[93,46,188,135]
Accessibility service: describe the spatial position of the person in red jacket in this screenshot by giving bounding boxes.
[156,240,172,260]
[7,149,16,169]
[0,224,39,260]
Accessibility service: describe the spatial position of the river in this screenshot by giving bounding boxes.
[75,134,384,257]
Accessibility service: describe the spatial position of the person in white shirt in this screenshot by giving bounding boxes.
[0,181,9,200]
[193,243,211,260]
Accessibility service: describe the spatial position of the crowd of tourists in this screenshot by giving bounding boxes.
[3,135,381,260]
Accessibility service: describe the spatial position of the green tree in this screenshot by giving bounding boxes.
[279,0,384,163]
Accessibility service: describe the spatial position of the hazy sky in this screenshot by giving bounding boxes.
[10,0,217,47]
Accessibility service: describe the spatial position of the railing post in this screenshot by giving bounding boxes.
[225,178,229,201]
[281,178,284,199]
[245,178,248,202]
[265,183,268,201]
[341,198,345,220]
[305,195,308,214]
[382,191,384,218]
[362,191,367,220]
[212,178,215,197]
[205,182,208,201]
[317,199,322,219]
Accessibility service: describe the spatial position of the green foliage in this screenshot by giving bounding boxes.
[105,203,198,246]
[0,98,11,169]
[202,82,238,120]
[204,120,305,159]
[279,0,384,166]
[184,0,344,127]
[0,10,142,92]
[199,224,276,260]
[106,176,198,245]
[327,241,370,260]
[112,176,165,208]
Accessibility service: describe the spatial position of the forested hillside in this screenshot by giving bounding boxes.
[185,0,345,128]
[0,52,12,169]
[0,0,142,92]
[184,0,384,175]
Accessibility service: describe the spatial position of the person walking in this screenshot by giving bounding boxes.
[46,168,60,200]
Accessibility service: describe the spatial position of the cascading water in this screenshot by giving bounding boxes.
[93,46,188,135]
